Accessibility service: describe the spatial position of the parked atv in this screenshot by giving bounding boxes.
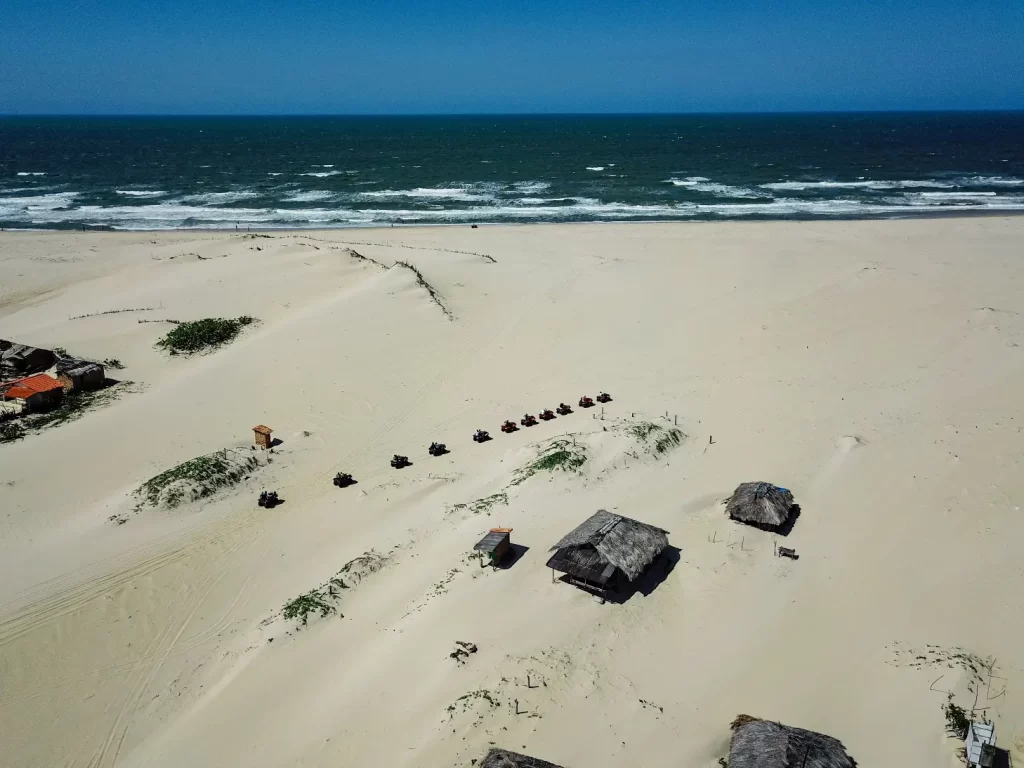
[258,490,280,508]
[556,403,573,415]
[333,472,355,488]
[596,392,612,403]
[539,409,556,421]
[473,429,491,443]
[521,413,538,427]
[428,442,447,457]
[501,420,518,433]
[578,396,595,408]
[391,454,411,469]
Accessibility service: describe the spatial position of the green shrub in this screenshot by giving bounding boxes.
[512,439,587,485]
[135,450,258,509]
[156,316,256,355]
[282,591,336,625]
[0,421,26,443]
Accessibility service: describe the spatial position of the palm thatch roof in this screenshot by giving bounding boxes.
[479,748,563,768]
[728,715,857,768]
[546,509,669,584]
[724,482,795,530]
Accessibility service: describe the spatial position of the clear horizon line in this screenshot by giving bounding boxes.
[2,108,1024,119]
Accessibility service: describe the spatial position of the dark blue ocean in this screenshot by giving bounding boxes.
[1,113,1022,230]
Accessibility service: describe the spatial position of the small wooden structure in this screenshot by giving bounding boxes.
[474,528,512,567]
[966,721,996,768]
[725,481,796,532]
[56,359,105,393]
[253,424,273,449]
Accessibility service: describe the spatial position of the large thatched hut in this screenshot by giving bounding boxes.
[479,748,563,768]
[724,482,796,532]
[728,714,857,768]
[546,509,669,593]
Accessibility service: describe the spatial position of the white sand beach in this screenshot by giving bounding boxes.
[1,218,1022,767]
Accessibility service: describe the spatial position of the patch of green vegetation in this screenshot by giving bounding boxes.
[629,421,684,455]
[511,439,587,486]
[156,316,256,355]
[0,421,26,443]
[282,590,337,626]
[20,385,131,433]
[469,492,508,514]
[943,695,972,740]
[445,689,501,719]
[279,550,390,628]
[135,450,259,509]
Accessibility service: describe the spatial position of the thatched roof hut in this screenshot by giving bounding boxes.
[546,509,669,589]
[724,482,795,531]
[728,714,857,768]
[479,748,563,768]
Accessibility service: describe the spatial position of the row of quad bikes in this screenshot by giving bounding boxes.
[260,393,611,504]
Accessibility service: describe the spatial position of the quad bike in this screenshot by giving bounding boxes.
[521,414,538,427]
[556,403,573,415]
[578,396,595,408]
[428,442,447,457]
[501,420,518,433]
[473,429,491,443]
[596,392,612,403]
[258,490,280,508]
[333,472,355,488]
[539,409,556,421]
[391,454,411,469]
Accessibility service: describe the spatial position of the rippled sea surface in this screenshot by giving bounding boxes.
[1,113,1022,230]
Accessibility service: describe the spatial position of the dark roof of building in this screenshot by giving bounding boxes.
[55,359,104,377]
[479,748,564,768]
[724,482,795,529]
[474,529,511,554]
[728,715,857,768]
[546,509,668,582]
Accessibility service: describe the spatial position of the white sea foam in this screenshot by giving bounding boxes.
[359,185,498,203]
[585,166,605,171]
[8,188,1024,230]
[510,181,551,194]
[16,172,46,176]
[301,171,342,177]
[116,190,167,197]
[761,176,1024,192]
[178,191,261,204]
[666,177,767,198]
[282,190,337,203]
[761,179,954,191]
[0,192,79,218]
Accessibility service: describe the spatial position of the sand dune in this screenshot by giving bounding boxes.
[1,218,1023,767]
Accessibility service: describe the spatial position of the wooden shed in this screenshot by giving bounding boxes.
[253,424,273,449]
[474,528,512,567]
[56,359,105,393]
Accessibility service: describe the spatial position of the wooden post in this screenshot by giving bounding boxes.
[514,699,520,715]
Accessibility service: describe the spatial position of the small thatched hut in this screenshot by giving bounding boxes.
[724,482,796,531]
[728,714,857,768]
[479,748,563,768]
[546,509,669,592]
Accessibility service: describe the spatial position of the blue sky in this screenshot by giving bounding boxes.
[1,0,1022,114]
